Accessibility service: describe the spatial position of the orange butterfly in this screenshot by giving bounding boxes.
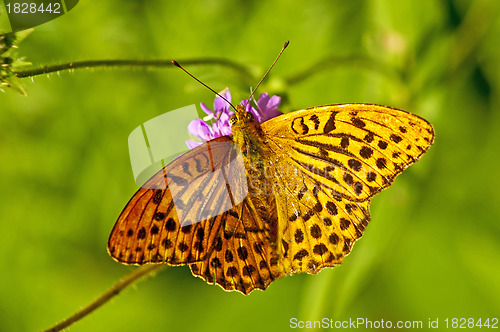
[108,93,434,293]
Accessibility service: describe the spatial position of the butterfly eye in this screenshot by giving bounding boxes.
[229,114,237,125]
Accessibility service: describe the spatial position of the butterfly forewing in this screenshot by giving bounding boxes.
[262,104,434,200]
[108,137,245,265]
[261,104,434,275]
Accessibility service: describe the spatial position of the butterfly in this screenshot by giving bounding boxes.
[107,99,435,294]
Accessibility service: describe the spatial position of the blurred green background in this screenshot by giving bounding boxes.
[1,0,499,331]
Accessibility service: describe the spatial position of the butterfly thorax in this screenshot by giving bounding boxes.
[229,105,265,165]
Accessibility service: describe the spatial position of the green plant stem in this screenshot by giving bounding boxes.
[13,58,254,82]
[42,264,166,332]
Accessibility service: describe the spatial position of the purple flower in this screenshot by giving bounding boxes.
[243,92,282,123]
[186,89,281,149]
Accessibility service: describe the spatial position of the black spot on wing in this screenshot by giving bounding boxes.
[378,140,388,149]
[309,114,320,130]
[340,136,349,149]
[364,132,374,143]
[390,134,403,143]
[323,111,338,133]
[359,146,373,159]
[351,117,366,128]
[182,162,192,176]
[291,117,309,135]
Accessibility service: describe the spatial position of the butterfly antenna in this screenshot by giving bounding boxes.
[247,40,289,105]
[171,60,237,112]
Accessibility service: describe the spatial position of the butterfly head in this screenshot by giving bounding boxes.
[230,104,256,127]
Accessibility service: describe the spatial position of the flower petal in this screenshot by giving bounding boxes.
[258,94,282,122]
[263,94,281,111]
[186,89,281,150]
[200,102,214,116]
[257,93,270,110]
[187,119,213,141]
[213,89,232,115]
[220,126,232,136]
[186,140,202,149]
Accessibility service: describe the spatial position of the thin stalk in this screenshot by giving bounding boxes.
[42,264,166,332]
[13,58,254,82]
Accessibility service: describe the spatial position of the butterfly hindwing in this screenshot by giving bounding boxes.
[269,149,370,274]
[189,198,284,294]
